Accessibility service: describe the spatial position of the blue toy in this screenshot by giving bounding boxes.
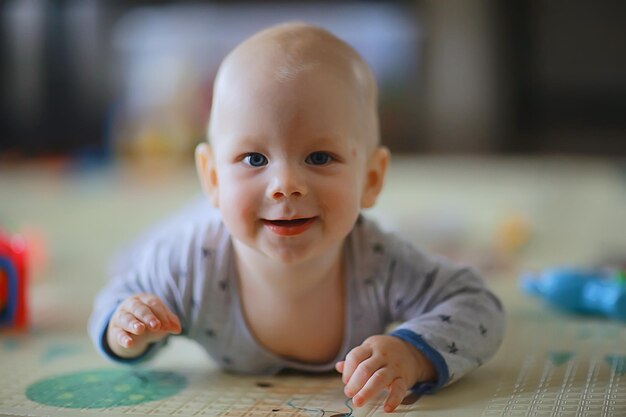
[521,267,626,321]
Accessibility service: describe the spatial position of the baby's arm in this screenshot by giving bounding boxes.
[106,293,181,359]
[335,335,435,412]
[89,218,204,363]
[335,220,505,412]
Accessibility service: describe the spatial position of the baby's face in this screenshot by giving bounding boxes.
[198,41,387,264]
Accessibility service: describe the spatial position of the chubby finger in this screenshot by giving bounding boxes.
[110,325,134,349]
[352,366,394,407]
[341,345,372,385]
[156,305,181,333]
[123,297,162,330]
[166,311,182,333]
[139,294,182,332]
[344,356,384,400]
[137,294,172,329]
[383,378,408,413]
[335,361,345,373]
[116,311,146,335]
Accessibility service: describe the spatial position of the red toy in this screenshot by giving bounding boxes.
[0,231,28,330]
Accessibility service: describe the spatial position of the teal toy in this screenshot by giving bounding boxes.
[521,267,626,321]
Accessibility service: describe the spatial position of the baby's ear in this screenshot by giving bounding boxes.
[361,146,390,209]
[195,143,219,207]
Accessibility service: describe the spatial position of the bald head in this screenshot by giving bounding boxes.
[208,23,379,149]
[225,23,375,88]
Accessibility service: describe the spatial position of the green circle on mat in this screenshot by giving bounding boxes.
[26,369,187,408]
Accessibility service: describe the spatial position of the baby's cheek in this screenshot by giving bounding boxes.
[223,207,252,238]
[219,192,252,236]
[328,186,360,217]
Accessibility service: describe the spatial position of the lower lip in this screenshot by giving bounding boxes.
[263,218,316,236]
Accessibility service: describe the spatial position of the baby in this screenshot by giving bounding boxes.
[89,23,505,412]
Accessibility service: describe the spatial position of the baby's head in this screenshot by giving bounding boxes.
[197,23,389,263]
[209,22,380,150]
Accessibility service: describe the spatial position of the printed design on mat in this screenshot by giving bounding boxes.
[26,369,186,408]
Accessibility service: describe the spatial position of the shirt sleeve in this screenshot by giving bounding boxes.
[361,220,506,394]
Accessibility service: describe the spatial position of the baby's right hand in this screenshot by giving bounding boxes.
[106,293,181,359]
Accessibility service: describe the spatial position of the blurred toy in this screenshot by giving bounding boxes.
[0,231,28,330]
[19,225,48,279]
[496,213,532,255]
[521,267,626,321]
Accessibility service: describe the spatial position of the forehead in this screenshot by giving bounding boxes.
[221,83,362,150]
[211,62,367,143]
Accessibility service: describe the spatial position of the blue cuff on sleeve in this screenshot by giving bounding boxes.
[99,307,161,364]
[390,328,449,395]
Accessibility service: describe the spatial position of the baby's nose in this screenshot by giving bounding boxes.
[267,166,308,200]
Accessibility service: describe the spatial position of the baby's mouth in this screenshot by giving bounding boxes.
[262,217,317,236]
[264,218,313,226]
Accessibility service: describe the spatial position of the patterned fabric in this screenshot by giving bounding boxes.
[89,199,505,394]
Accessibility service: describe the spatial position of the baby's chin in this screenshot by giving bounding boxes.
[230,234,314,266]
[261,241,324,266]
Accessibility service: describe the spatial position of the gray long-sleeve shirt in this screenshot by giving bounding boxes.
[89,201,505,394]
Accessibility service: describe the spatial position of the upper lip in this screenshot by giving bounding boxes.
[262,216,315,222]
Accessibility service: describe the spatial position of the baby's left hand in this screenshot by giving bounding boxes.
[336,335,435,413]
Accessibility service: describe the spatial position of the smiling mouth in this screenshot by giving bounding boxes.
[262,217,316,236]
[266,218,311,226]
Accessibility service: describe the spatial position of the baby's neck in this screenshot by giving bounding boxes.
[232,239,346,363]
[232,240,344,300]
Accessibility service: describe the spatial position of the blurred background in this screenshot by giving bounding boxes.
[1,0,625,163]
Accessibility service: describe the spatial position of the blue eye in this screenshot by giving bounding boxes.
[243,153,268,167]
[306,152,333,166]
